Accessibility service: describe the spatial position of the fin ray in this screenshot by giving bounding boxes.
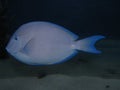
[74,35,105,53]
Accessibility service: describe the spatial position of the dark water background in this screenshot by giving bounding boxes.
[7,0,120,39]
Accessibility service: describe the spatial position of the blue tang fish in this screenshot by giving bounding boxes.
[6,21,105,65]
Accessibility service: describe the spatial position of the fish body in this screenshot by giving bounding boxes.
[6,21,105,65]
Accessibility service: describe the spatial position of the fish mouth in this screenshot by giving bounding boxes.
[6,43,22,55]
[6,46,18,55]
[6,46,26,56]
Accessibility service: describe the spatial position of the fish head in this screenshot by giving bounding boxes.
[6,25,34,56]
[6,35,22,54]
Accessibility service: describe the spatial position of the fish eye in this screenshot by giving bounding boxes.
[14,36,18,40]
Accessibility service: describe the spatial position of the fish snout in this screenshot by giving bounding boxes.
[5,41,22,54]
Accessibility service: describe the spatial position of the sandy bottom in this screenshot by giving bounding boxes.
[0,39,120,90]
[0,74,120,90]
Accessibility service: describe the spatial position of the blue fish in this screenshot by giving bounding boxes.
[6,21,105,65]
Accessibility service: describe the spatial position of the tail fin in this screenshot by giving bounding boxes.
[73,35,105,54]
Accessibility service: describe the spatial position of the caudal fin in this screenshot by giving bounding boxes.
[73,35,105,54]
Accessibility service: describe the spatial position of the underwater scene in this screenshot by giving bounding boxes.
[0,0,120,90]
